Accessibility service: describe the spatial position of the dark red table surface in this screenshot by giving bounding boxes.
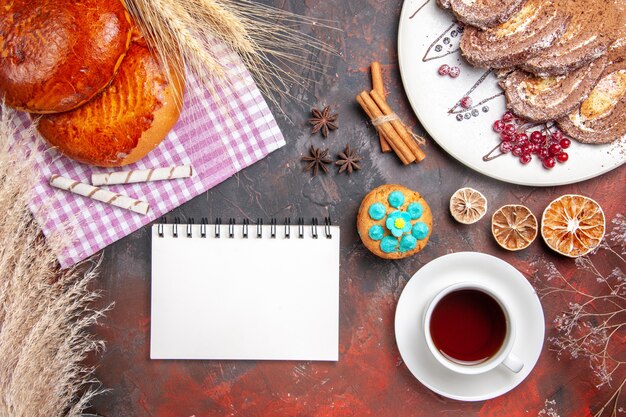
[87,1,626,415]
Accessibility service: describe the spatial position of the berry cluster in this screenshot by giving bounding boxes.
[438,64,461,78]
[487,112,571,169]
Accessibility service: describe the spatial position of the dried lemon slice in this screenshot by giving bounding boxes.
[492,204,537,251]
[450,187,488,224]
[541,194,605,258]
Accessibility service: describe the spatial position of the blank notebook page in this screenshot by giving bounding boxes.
[150,223,340,361]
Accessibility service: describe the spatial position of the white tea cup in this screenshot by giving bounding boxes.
[423,282,524,375]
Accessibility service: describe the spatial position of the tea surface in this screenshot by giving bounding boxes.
[430,289,507,364]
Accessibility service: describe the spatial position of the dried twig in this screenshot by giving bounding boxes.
[593,377,626,417]
[534,214,626,417]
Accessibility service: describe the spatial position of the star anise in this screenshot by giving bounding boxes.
[308,106,338,138]
[335,144,362,174]
[301,146,332,176]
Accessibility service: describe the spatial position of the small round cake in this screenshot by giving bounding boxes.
[0,0,133,113]
[357,184,433,259]
[36,36,185,167]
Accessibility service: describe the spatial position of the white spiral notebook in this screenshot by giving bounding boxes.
[150,218,340,361]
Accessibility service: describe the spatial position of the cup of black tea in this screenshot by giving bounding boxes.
[423,282,523,374]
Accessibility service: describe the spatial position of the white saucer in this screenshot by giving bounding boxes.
[395,252,545,401]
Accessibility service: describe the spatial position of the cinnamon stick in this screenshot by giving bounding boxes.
[371,62,392,153]
[370,90,426,162]
[357,91,415,165]
[371,62,384,95]
[356,95,410,165]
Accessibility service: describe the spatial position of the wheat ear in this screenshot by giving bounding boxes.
[125,0,339,112]
[0,102,109,417]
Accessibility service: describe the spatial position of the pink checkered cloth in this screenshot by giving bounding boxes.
[14,43,285,269]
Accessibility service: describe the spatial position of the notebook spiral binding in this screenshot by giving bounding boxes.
[156,217,333,239]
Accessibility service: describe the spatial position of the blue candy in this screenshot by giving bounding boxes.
[368,225,384,241]
[388,190,405,208]
[399,235,417,252]
[411,222,429,240]
[368,203,387,220]
[380,236,399,253]
[407,202,424,220]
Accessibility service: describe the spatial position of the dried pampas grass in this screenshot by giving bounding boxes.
[124,0,337,109]
[0,103,108,417]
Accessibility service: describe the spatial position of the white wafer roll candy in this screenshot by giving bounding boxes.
[91,165,194,186]
[50,175,150,215]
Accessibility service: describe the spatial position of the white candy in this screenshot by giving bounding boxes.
[50,175,150,215]
[91,165,193,186]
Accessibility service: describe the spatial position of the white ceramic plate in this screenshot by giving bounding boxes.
[397,0,626,186]
[394,252,544,401]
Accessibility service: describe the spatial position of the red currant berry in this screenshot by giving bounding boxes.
[522,142,533,154]
[520,154,532,164]
[557,152,569,163]
[531,143,540,154]
[512,146,523,157]
[501,132,515,142]
[543,157,556,169]
[515,133,529,143]
[530,131,543,143]
[552,129,563,141]
[549,143,562,155]
[438,64,451,76]
[504,124,516,135]
[460,96,473,108]
[560,138,571,149]
[449,66,461,78]
[538,148,550,159]
[493,120,506,133]
[500,142,513,153]
[502,112,514,122]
